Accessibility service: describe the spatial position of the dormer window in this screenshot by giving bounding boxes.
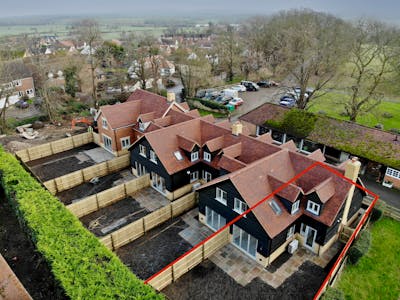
[291,200,300,214]
[102,117,108,129]
[139,121,145,131]
[307,200,320,215]
[191,151,199,162]
[203,151,211,162]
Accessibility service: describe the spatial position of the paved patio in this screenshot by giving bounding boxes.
[83,147,115,163]
[179,209,341,289]
[131,187,170,211]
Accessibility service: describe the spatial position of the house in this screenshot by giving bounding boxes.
[197,151,364,267]
[239,103,400,189]
[95,89,194,156]
[0,60,35,108]
[128,112,365,264]
[128,55,175,79]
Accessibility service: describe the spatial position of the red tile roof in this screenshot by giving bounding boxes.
[99,101,141,129]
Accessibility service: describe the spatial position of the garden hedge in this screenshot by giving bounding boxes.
[348,230,371,265]
[0,147,163,300]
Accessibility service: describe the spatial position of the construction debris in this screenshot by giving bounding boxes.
[16,124,40,140]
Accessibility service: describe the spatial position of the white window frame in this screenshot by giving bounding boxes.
[102,117,108,129]
[190,171,199,182]
[139,121,146,131]
[291,200,300,214]
[307,200,320,215]
[150,150,157,164]
[386,167,400,179]
[286,224,296,240]
[300,223,306,236]
[205,206,226,231]
[18,91,24,97]
[203,151,211,162]
[215,187,227,205]
[232,225,258,258]
[120,136,130,149]
[191,151,199,162]
[26,89,34,95]
[139,144,146,157]
[234,198,248,217]
[202,170,212,182]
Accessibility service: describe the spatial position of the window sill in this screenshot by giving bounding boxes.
[150,159,157,164]
[215,198,227,206]
[139,153,147,158]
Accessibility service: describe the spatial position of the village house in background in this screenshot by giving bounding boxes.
[240,103,400,190]
[0,60,35,108]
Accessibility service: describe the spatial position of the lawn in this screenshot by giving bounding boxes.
[308,92,400,131]
[336,218,400,299]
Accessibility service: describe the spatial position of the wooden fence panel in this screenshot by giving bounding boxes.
[97,185,126,208]
[15,149,30,162]
[50,137,74,154]
[111,219,144,249]
[144,206,172,232]
[82,162,108,181]
[92,132,100,145]
[43,179,57,195]
[172,245,203,280]
[67,195,98,218]
[125,174,150,194]
[107,155,130,173]
[99,235,113,250]
[204,227,229,258]
[147,267,173,292]
[171,193,196,217]
[54,170,84,192]
[27,143,53,161]
[72,132,93,147]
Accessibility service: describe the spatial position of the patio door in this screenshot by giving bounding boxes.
[135,162,146,176]
[102,134,112,151]
[232,225,258,258]
[305,226,317,250]
[151,172,166,194]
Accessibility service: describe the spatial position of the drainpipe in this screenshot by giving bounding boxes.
[341,157,361,226]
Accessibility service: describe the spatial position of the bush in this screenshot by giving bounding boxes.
[0,147,163,299]
[191,98,228,111]
[370,201,386,223]
[382,112,393,119]
[321,287,345,300]
[348,230,371,265]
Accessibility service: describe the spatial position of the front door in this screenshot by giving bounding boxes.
[305,226,317,250]
[151,172,166,194]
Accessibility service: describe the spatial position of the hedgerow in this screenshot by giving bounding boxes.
[0,147,163,300]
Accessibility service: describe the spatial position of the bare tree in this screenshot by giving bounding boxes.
[245,10,352,109]
[215,25,243,82]
[76,19,101,105]
[342,20,399,122]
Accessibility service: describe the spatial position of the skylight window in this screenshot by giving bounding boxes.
[174,151,183,161]
[269,200,282,215]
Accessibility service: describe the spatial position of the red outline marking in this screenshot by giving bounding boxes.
[144,161,377,295]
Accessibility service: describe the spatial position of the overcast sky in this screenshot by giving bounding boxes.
[1,0,399,22]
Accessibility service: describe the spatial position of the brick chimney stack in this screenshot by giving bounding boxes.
[232,121,243,136]
[341,157,361,226]
[167,92,175,103]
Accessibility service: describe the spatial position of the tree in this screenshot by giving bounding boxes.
[75,19,101,105]
[215,25,243,82]
[244,10,352,109]
[172,48,212,99]
[342,20,399,122]
[64,66,79,97]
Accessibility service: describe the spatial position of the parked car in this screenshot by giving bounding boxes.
[257,80,272,88]
[279,96,296,107]
[215,95,232,105]
[240,81,259,91]
[230,84,247,92]
[229,97,244,108]
[15,100,29,109]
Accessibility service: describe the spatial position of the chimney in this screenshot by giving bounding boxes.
[341,157,361,226]
[167,92,175,102]
[232,121,243,136]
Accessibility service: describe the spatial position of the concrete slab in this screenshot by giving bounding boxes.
[83,147,115,163]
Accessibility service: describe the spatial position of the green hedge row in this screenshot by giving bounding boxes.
[0,147,163,300]
[348,230,371,265]
[190,98,228,111]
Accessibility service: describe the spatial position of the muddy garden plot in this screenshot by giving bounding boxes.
[116,213,194,280]
[26,143,101,181]
[80,196,149,237]
[56,168,133,205]
[162,259,327,300]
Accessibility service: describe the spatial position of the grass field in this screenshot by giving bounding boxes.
[308,92,400,131]
[337,218,400,299]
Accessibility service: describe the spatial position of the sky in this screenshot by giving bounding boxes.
[1,0,400,22]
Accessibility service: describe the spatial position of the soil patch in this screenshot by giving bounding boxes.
[162,259,326,300]
[80,197,149,236]
[0,188,67,300]
[117,217,192,280]
[56,170,126,205]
